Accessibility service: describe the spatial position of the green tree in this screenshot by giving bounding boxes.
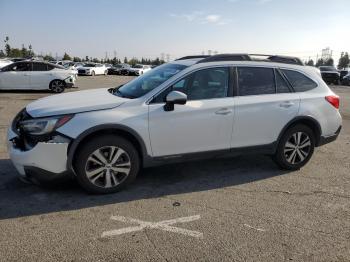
[4,36,11,56]
[123,57,128,63]
[0,50,5,58]
[8,48,22,57]
[43,54,54,61]
[28,44,33,57]
[63,52,72,60]
[73,56,82,62]
[338,52,350,69]
[316,58,324,67]
[324,58,334,66]
[306,59,314,66]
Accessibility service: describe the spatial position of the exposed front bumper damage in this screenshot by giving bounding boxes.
[7,127,71,183]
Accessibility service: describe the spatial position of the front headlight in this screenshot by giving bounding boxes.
[20,115,74,136]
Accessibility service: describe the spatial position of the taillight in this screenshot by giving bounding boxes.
[325,95,340,109]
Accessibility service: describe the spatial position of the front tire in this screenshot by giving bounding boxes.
[75,135,140,194]
[273,124,315,170]
[49,80,66,93]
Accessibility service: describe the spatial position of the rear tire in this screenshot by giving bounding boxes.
[74,135,140,194]
[273,124,315,170]
[49,80,65,93]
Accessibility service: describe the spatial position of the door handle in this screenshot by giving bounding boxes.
[24,74,29,76]
[279,101,294,108]
[215,108,232,115]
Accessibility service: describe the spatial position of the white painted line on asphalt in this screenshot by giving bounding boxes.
[102,215,203,239]
[243,223,266,232]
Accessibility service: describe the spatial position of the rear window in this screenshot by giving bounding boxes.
[281,69,317,92]
[238,67,275,96]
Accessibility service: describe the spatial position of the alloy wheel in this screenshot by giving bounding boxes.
[85,146,131,188]
[51,80,64,93]
[284,131,311,165]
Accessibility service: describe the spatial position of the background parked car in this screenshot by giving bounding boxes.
[0,61,76,93]
[341,72,350,85]
[0,59,13,68]
[319,66,340,85]
[339,68,350,80]
[127,64,152,76]
[104,64,113,69]
[78,63,108,76]
[108,63,131,75]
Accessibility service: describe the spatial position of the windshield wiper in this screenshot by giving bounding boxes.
[114,89,136,99]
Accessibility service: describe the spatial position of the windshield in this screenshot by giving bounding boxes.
[114,63,187,98]
[133,65,143,68]
[84,63,96,67]
[319,66,336,72]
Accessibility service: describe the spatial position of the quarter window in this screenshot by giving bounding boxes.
[238,67,275,96]
[281,69,317,92]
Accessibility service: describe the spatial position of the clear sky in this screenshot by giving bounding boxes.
[0,0,349,62]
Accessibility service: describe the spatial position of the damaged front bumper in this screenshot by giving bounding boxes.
[7,127,72,183]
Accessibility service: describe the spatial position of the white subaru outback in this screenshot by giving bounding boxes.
[7,54,342,194]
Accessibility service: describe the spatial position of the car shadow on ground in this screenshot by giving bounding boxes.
[0,155,291,220]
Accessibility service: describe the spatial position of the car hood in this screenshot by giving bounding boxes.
[26,88,128,118]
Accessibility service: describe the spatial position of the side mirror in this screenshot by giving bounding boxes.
[164,91,187,111]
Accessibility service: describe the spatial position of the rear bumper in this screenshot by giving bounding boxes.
[318,126,341,146]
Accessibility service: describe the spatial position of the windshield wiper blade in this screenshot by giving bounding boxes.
[115,89,136,99]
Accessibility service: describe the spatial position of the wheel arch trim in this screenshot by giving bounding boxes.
[66,124,150,172]
[277,116,322,147]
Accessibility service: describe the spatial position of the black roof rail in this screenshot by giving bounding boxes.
[176,55,210,61]
[266,55,303,65]
[197,54,251,63]
[194,53,304,66]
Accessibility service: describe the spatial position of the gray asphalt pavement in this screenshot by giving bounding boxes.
[0,76,349,262]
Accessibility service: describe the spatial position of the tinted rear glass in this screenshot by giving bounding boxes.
[238,67,275,96]
[282,69,317,92]
[32,63,48,71]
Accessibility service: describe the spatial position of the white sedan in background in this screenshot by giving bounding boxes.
[0,59,13,68]
[77,63,108,76]
[0,61,76,93]
[128,64,152,76]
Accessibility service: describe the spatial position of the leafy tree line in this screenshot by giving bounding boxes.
[0,36,165,66]
[1,36,348,68]
[305,52,349,69]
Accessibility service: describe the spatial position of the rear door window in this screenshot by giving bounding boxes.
[237,67,275,96]
[281,69,317,92]
[275,70,291,93]
[32,63,48,71]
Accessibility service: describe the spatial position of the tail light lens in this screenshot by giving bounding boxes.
[325,95,340,109]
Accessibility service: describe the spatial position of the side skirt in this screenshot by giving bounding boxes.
[143,142,277,167]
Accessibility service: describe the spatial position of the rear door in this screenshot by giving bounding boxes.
[30,62,52,89]
[231,66,300,148]
[0,62,31,89]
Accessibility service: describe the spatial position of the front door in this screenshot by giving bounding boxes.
[0,62,31,90]
[148,67,235,157]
